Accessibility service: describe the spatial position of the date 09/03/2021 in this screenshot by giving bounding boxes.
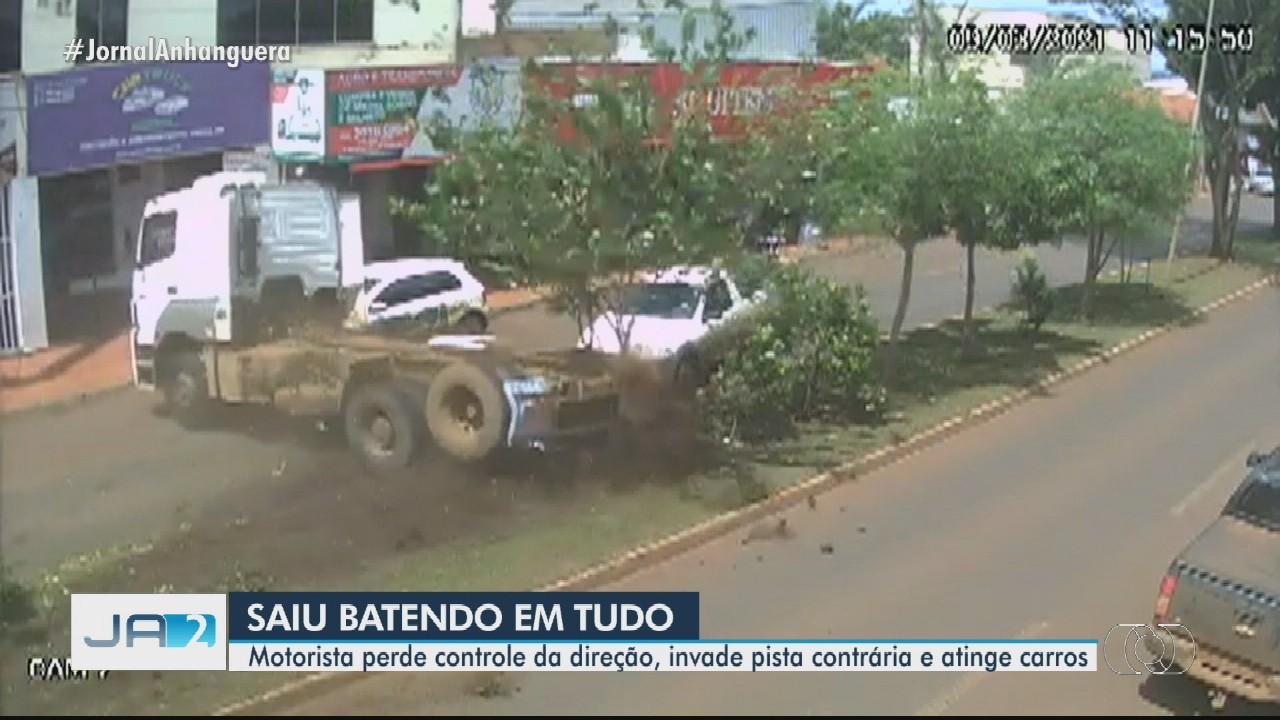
[947,23,1108,55]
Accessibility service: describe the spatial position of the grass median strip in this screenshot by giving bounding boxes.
[0,255,1273,716]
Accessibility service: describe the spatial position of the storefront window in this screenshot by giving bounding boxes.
[75,0,130,65]
[39,169,122,343]
[0,0,20,73]
[39,170,114,288]
[218,0,375,46]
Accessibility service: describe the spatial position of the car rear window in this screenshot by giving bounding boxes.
[1225,477,1280,531]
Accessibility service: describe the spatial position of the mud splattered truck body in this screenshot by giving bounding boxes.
[130,171,619,469]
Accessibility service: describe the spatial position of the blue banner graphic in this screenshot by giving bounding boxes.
[227,592,701,642]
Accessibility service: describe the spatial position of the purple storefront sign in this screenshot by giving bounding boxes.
[26,61,271,176]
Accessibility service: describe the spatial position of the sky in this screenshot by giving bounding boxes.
[858,0,1173,74]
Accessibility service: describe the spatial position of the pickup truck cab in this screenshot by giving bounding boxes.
[1150,445,1280,708]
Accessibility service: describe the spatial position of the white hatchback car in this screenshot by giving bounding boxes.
[348,258,489,333]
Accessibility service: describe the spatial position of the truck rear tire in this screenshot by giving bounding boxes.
[162,351,212,429]
[425,362,509,463]
[343,382,420,474]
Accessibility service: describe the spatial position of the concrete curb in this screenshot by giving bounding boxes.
[213,271,1277,716]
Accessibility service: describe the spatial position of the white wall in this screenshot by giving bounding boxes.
[1,78,50,351]
[21,0,461,75]
[283,0,459,69]
[10,174,50,350]
[21,0,77,75]
[130,0,218,47]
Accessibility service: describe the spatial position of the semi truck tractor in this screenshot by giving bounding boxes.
[130,171,620,471]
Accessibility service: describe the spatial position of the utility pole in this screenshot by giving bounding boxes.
[1165,0,1218,271]
[914,0,928,82]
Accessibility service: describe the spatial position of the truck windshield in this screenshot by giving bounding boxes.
[1225,478,1280,532]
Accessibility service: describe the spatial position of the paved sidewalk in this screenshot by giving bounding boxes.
[0,333,133,414]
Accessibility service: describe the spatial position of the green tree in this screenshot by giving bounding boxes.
[930,75,1062,349]
[1007,65,1193,316]
[1248,72,1280,236]
[1060,0,1280,252]
[1165,0,1278,258]
[816,1,912,67]
[401,1,764,349]
[1237,5,1280,237]
[818,69,966,383]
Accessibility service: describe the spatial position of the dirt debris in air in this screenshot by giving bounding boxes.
[807,495,818,510]
[819,543,834,555]
[741,517,793,545]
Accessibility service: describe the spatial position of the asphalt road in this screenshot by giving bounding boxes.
[0,198,1263,576]
[492,193,1260,351]
[288,269,1280,716]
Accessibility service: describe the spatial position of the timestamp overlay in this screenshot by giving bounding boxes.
[947,22,1109,56]
[1122,23,1254,55]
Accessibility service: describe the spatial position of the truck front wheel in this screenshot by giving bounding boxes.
[161,351,212,429]
[343,382,421,474]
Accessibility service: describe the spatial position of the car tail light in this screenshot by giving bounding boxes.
[1154,573,1178,622]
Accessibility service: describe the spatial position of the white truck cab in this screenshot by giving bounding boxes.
[130,171,364,389]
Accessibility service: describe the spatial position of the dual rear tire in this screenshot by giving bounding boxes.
[157,348,514,473]
[342,362,510,474]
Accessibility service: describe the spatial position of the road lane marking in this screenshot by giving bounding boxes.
[1170,439,1268,518]
[913,620,1050,717]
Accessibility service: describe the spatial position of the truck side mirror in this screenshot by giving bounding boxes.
[1246,452,1264,468]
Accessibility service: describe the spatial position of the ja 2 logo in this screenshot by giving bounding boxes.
[84,613,217,648]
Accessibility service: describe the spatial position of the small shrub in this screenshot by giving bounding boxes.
[700,265,887,444]
[728,251,785,299]
[1012,255,1053,331]
[0,562,38,640]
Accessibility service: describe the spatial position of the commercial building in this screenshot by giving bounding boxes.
[922,6,1152,95]
[1,0,463,354]
[504,0,820,61]
[270,58,521,262]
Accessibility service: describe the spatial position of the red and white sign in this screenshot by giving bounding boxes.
[534,62,877,141]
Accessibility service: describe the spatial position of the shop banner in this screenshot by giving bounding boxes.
[271,68,326,163]
[325,61,523,164]
[25,61,271,176]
